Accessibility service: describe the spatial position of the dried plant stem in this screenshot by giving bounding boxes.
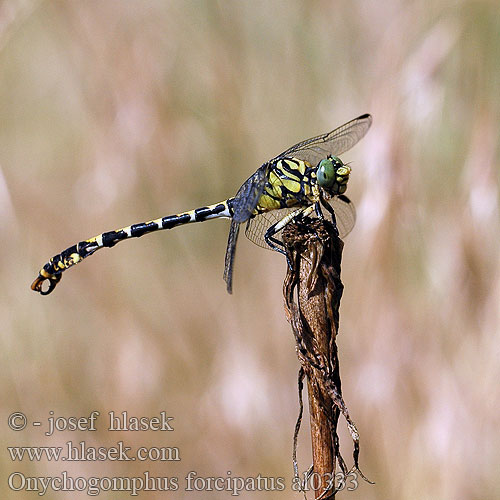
[283,217,365,499]
[307,377,338,497]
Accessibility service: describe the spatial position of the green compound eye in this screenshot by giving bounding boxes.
[316,158,336,188]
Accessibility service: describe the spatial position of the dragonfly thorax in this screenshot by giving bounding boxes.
[316,156,351,196]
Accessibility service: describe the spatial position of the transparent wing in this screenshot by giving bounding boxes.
[330,194,356,238]
[272,114,372,166]
[223,220,240,294]
[244,195,356,250]
[231,164,269,223]
[224,164,269,292]
[245,207,297,248]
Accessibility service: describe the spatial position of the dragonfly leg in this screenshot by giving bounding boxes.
[320,196,340,236]
[314,201,324,219]
[265,218,294,270]
[264,230,293,270]
[264,205,316,269]
[320,196,337,221]
[264,228,287,255]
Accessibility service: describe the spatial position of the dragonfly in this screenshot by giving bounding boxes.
[31,114,372,296]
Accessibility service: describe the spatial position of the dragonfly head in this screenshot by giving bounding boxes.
[316,156,351,195]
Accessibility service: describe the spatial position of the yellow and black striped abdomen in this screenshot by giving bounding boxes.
[255,158,318,214]
[31,201,232,295]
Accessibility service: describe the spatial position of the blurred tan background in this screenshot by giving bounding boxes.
[1,1,499,499]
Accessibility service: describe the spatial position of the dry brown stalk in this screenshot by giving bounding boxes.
[283,217,368,499]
